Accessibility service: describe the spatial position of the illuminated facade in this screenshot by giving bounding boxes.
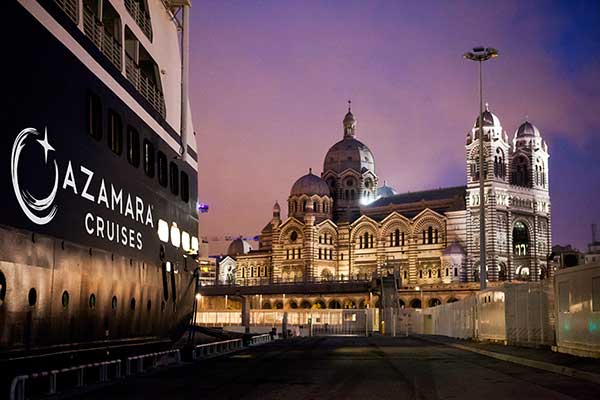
[221,105,552,307]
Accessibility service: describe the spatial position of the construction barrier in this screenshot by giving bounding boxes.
[555,263,600,358]
[403,281,555,347]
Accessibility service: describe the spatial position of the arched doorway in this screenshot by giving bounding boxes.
[288,300,298,309]
[410,299,422,309]
[343,299,357,309]
[262,301,272,309]
[398,299,406,308]
[498,263,507,281]
[428,298,442,307]
[300,300,312,309]
[274,301,284,309]
[313,299,326,309]
[447,297,458,303]
[328,299,342,309]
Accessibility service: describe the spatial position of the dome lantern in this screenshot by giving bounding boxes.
[343,100,356,138]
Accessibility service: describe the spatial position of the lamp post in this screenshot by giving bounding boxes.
[463,47,498,290]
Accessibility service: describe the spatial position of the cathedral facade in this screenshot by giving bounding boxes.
[221,104,551,307]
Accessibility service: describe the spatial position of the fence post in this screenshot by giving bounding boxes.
[49,372,57,395]
[77,368,84,387]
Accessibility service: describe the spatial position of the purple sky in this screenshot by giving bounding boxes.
[189,0,600,252]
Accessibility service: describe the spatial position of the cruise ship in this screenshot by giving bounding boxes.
[0,0,198,354]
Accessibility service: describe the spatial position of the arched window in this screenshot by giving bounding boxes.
[350,190,355,200]
[394,229,400,247]
[303,200,307,212]
[422,230,426,244]
[359,236,363,249]
[427,226,433,244]
[364,232,369,249]
[428,270,432,278]
[434,229,439,244]
[313,201,318,212]
[513,221,529,256]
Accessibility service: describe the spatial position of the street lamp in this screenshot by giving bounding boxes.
[463,47,498,290]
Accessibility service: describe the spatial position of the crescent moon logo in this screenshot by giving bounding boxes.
[11,127,59,225]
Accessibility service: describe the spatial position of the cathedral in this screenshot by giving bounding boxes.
[218,103,552,308]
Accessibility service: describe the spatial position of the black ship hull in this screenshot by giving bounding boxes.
[0,1,198,353]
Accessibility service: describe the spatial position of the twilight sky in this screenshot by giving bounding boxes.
[189,0,600,252]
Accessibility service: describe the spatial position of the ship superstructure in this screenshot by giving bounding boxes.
[0,0,198,352]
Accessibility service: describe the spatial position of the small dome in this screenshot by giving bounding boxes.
[290,169,330,197]
[443,241,465,256]
[227,238,252,257]
[474,104,501,128]
[515,121,540,138]
[377,182,397,198]
[323,137,375,174]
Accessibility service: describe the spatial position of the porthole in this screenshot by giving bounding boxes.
[28,288,37,306]
[130,297,136,311]
[0,270,6,305]
[111,296,118,310]
[61,291,70,309]
[147,299,152,311]
[89,293,97,310]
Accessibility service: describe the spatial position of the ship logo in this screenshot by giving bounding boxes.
[11,127,59,225]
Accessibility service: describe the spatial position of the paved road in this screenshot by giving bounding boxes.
[79,336,600,400]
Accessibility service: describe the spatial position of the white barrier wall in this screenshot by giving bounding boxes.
[555,263,600,358]
[412,281,555,347]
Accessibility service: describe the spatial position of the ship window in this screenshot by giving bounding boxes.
[62,291,70,309]
[89,293,96,310]
[86,91,102,140]
[0,270,6,305]
[107,110,123,155]
[143,139,155,177]
[180,171,189,202]
[169,162,179,196]
[28,288,37,306]
[130,297,136,311]
[111,296,118,310]
[157,151,168,187]
[147,299,152,311]
[127,126,140,167]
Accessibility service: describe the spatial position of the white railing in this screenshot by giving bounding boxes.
[10,359,122,400]
[250,334,272,346]
[54,0,78,24]
[193,339,243,360]
[126,349,181,375]
[125,54,166,117]
[82,7,122,71]
[124,0,153,39]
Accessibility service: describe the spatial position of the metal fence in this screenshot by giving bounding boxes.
[193,339,243,360]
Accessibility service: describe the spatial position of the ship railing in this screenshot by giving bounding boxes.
[83,6,122,71]
[250,334,272,346]
[54,0,79,24]
[124,0,153,40]
[192,339,243,360]
[125,54,167,117]
[125,349,181,375]
[9,359,122,400]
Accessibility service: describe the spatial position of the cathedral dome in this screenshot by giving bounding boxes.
[227,238,252,257]
[443,241,465,256]
[377,182,397,198]
[290,170,330,197]
[515,121,540,138]
[323,137,375,174]
[474,104,501,128]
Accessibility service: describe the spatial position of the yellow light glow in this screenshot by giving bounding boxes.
[170,223,181,248]
[181,231,191,251]
[195,293,201,301]
[157,219,169,243]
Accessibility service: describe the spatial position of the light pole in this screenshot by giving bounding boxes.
[463,47,498,290]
